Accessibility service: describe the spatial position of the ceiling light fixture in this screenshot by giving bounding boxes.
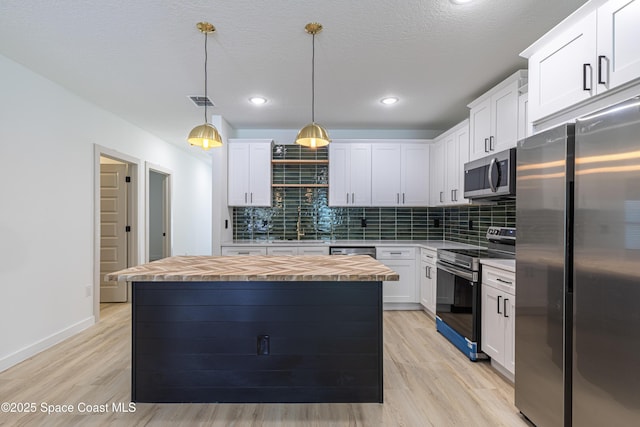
[380,97,399,105]
[451,0,474,4]
[187,22,223,151]
[249,96,267,105]
[295,22,331,149]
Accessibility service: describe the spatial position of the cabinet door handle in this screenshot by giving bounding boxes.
[396,193,400,204]
[346,193,349,204]
[402,193,405,204]
[489,136,495,151]
[439,191,443,203]
[583,63,592,91]
[504,298,509,318]
[250,192,253,203]
[451,189,455,201]
[245,192,248,203]
[454,189,458,201]
[484,138,489,153]
[497,295,502,314]
[238,251,250,255]
[598,55,608,85]
[352,193,355,204]
[425,266,429,279]
[496,278,513,285]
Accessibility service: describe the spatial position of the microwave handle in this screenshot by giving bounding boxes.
[488,157,497,192]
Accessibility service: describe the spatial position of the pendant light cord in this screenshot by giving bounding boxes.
[311,32,315,123]
[204,32,209,124]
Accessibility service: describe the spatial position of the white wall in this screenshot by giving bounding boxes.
[210,115,234,254]
[0,54,212,371]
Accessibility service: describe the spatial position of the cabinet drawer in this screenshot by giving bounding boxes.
[482,265,515,295]
[266,247,297,256]
[420,248,437,264]
[299,247,330,256]
[377,247,416,260]
[221,247,267,256]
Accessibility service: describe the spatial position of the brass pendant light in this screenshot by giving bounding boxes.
[187,22,223,150]
[296,23,331,148]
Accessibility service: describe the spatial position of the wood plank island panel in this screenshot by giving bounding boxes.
[112,255,392,403]
[132,281,383,403]
[106,255,399,282]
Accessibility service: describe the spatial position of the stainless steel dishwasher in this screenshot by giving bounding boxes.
[329,246,376,258]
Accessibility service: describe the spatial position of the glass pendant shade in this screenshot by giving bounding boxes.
[295,122,330,148]
[188,123,223,150]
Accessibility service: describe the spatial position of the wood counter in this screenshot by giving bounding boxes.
[106,255,395,404]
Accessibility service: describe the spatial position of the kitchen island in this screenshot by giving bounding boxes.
[105,255,398,404]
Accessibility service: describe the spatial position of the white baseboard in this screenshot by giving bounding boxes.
[383,302,422,311]
[0,316,95,373]
[490,359,515,384]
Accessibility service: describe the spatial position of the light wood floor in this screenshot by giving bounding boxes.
[0,304,529,427]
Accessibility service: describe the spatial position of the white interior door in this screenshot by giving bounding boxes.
[100,162,128,302]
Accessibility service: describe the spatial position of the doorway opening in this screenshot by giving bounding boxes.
[94,146,140,323]
[146,163,172,262]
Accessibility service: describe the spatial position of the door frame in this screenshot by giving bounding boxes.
[93,145,140,322]
[145,162,173,262]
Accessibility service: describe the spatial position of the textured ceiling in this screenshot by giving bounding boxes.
[0,0,588,149]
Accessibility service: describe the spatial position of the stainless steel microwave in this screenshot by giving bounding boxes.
[463,148,516,200]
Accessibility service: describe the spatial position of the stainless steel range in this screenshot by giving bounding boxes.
[435,226,515,361]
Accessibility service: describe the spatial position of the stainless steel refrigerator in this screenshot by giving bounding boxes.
[515,96,640,427]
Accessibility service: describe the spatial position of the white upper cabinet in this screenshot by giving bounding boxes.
[598,0,640,90]
[371,144,401,206]
[328,142,372,206]
[449,122,470,204]
[468,71,527,161]
[227,139,272,206]
[401,143,430,206]
[430,120,470,206]
[429,140,446,206]
[517,92,531,141]
[371,142,430,207]
[527,12,597,124]
[524,0,640,125]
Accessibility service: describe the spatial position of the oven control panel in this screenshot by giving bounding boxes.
[486,226,516,242]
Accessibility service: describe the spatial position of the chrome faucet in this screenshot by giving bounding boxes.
[296,205,305,240]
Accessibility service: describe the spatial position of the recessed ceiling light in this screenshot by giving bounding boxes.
[249,96,267,105]
[380,97,399,105]
[451,0,474,4]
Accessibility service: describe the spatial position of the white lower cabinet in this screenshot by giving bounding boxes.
[221,246,267,256]
[481,265,516,378]
[419,248,437,316]
[266,246,329,256]
[377,247,418,305]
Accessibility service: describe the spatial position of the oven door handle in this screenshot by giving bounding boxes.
[437,261,475,282]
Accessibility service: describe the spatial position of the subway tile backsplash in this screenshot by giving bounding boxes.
[233,145,515,246]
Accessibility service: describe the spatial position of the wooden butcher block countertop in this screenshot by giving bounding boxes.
[105,255,399,282]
